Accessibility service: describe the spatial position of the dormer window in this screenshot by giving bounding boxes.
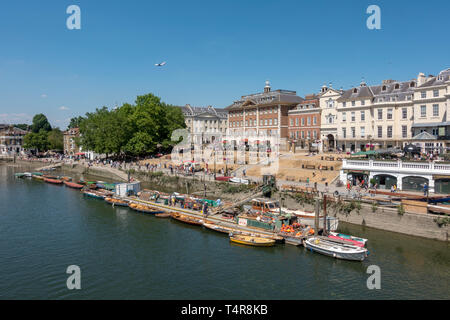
[394,84,400,90]
[353,88,358,94]
[382,85,387,91]
[410,81,415,87]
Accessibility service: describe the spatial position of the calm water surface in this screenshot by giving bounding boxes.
[0,164,449,299]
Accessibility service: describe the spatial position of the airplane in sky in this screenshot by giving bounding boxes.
[155,61,166,67]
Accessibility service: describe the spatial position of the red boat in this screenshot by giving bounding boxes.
[215,176,232,182]
[44,178,63,184]
[63,181,84,189]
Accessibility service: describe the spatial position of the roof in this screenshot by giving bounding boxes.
[0,125,29,135]
[180,105,228,119]
[412,131,438,140]
[337,84,374,102]
[411,121,450,128]
[418,68,450,88]
[226,89,303,110]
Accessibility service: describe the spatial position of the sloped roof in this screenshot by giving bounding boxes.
[418,68,450,88]
[226,89,303,110]
[412,131,437,140]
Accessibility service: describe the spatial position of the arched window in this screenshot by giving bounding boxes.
[353,88,358,94]
[410,81,415,87]
[382,85,387,91]
[394,84,400,89]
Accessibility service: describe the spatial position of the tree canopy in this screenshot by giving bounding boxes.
[68,116,85,129]
[78,93,185,157]
[31,114,52,133]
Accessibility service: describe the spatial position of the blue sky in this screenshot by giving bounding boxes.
[0,0,449,128]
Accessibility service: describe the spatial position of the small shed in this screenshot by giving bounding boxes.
[115,182,141,197]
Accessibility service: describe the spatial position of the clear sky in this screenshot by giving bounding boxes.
[0,0,449,128]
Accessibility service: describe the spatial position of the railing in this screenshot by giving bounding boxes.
[343,159,450,173]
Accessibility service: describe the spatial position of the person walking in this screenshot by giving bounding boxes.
[423,183,429,197]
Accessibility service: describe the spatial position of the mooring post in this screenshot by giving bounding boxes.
[314,198,319,236]
[323,194,328,236]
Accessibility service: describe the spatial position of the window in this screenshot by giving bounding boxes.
[351,127,355,138]
[421,105,426,117]
[328,99,334,108]
[313,117,317,125]
[421,91,426,99]
[269,119,272,126]
[377,126,382,138]
[274,118,278,125]
[433,89,439,97]
[378,109,383,120]
[361,111,365,121]
[352,101,356,106]
[432,128,438,136]
[264,119,268,125]
[410,81,415,88]
[387,109,393,120]
[342,102,346,108]
[328,116,333,124]
[301,131,304,139]
[360,127,365,138]
[254,120,257,126]
[382,85,387,91]
[387,126,392,138]
[361,100,365,106]
[351,112,355,122]
[342,112,346,122]
[394,84,400,89]
[342,128,346,138]
[295,118,299,126]
[402,125,407,138]
[433,104,439,117]
[245,120,248,126]
[295,131,298,139]
[301,118,305,126]
[313,131,317,139]
[307,131,311,139]
[307,117,311,125]
[290,119,293,126]
[260,119,263,126]
[402,108,407,119]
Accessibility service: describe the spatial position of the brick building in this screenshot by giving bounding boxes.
[287,94,321,151]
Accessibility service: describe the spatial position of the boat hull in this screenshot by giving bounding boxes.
[304,237,367,261]
[229,235,275,247]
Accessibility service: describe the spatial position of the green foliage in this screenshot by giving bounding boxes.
[78,93,186,156]
[31,114,52,133]
[434,217,450,227]
[397,204,405,216]
[47,128,64,150]
[23,130,49,152]
[68,116,85,129]
[371,202,378,212]
[222,183,254,194]
[13,123,30,131]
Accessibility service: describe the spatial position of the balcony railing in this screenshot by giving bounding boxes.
[342,159,450,174]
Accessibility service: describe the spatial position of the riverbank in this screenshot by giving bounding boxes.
[7,160,450,241]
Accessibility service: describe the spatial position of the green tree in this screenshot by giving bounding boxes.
[31,114,52,133]
[13,123,30,131]
[23,130,50,152]
[68,116,85,129]
[47,128,64,150]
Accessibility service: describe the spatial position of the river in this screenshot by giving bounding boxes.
[0,164,449,299]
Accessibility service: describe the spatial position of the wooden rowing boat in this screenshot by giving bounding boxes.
[328,232,367,247]
[44,177,63,184]
[105,197,129,207]
[129,203,164,214]
[63,181,84,189]
[171,212,203,226]
[155,213,171,218]
[82,190,105,199]
[32,174,45,181]
[229,234,275,247]
[203,222,234,234]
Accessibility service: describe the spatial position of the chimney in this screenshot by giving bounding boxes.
[417,72,426,86]
[264,80,271,93]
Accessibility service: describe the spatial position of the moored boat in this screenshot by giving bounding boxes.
[171,212,203,226]
[82,190,105,199]
[328,232,367,247]
[44,177,63,184]
[229,233,275,247]
[14,173,25,178]
[155,213,171,218]
[203,222,234,234]
[104,197,129,207]
[32,174,45,181]
[129,203,164,214]
[23,172,32,178]
[304,236,368,261]
[63,181,84,189]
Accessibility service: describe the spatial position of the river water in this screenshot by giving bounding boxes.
[0,164,449,299]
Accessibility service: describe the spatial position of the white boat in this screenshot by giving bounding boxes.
[23,172,32,177]
[230,177,249,184]
[280,208,339,232]
[304,237,368,261]
[328,232,368,247]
